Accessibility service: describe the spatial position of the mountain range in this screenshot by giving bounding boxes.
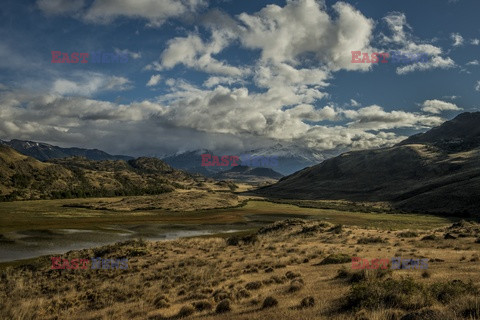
[253,112,480,217]
[0,139,133,161]
[0,145,193,201]
[162,144,331,176]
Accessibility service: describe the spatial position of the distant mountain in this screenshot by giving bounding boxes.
[162,144,335,176]
[213,165,283,183]
[0,145,194,201]
[161,149,229,176]
[253,112,480,217]
[0,139,133,161]
[239,143,335,175]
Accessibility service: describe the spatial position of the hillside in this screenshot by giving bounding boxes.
[253,112,480,216]
[0,145,194,201]
[0,139,133,161]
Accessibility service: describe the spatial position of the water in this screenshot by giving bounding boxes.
[0,224,245,263]
[0,212,318,263]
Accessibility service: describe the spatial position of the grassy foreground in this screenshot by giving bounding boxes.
[1,215,480,319]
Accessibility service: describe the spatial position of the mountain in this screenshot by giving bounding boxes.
[0,139,133,161]
[213,165,283,183]
[162,144,336,176]
[238,143,335,175]
[0,145,194,201]
[161,149,229,176]
[253,112,480,216]
[398,112,480,152]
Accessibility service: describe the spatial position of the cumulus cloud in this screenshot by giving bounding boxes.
[149,32,246,76]
[421,99,462,114]
[237,0,375,72]
[476,81,480,92]
[471,39,480,45]
[466,60,479,66]
[16,1,460,155]
[451,33,464,46]
[146,74,162,87]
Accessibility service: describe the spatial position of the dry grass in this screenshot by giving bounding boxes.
[1,219,480,319]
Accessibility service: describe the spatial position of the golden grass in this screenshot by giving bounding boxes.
[1,219,480,319]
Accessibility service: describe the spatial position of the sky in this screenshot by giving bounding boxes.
[0,0,479,157]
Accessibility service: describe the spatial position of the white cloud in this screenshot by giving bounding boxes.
[466,60,479,66]
[114,48,141,60]
[150,32,246,76]
[237,0,375,72]
[471,39,480,45]
[421,99,462,114]
[380,12,455,74]
[84,0,206,26]
[51,72,132,96]
[396,56,455,75]
[146,74,162,87]
[476,81,480,92]
[344,105,443,130]
[350,99,360,107]
[451,33,464,46]
[38,0,206,27]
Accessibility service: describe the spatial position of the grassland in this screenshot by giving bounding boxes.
[1,218,480,319]
[0,195,455,234]
[0,189,475,319]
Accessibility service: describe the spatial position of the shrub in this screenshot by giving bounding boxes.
[262,296,278,309]
[288,280,304,293]
[215,299,231,313]
[430,280,478,304]
[245,281,262,290]
[421,234,437,241]
[329,224,343,234]
[300,296,315,308]
[335,266,391,283]
[357,237,386,244]
[192,300,213,311]
[344,277,430,311]
[318,253,350,265]
[177,305,195,318]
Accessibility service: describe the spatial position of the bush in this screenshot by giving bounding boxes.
[226,234,258,246]
[192,300,213,311]
[421,234,437,241]
[215,299,231,313]
[357,236,386,244]
[245,281,262,290]
[329,224,343,234]
[318,253,350,265]
[335,266,391,283]
[177,305,195,318]
[430,280,478,304]
[262,296,278,309]
[300,296,315,308]
[345,277,430,311]
[398,231,419,238]
[288,280,304,293]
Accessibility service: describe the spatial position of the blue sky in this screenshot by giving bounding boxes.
[0,0,479,156]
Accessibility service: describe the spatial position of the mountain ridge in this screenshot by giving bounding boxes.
[252,112,480,216]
